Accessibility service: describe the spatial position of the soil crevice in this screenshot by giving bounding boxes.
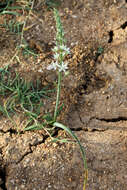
[0,166,7,190]
[95,116,127,123]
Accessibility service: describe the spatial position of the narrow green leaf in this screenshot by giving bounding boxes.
[0,11,21,16]
[24,124,44,131]
[51,137,74,143]
[53,122,88,190]
[7,6,30,10]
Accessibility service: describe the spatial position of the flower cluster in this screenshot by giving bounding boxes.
[47,61,68,73]
[47,44,70,73]
[47,8,70,73]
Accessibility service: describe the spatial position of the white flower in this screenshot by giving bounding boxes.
[54,53,59,60]
[47,61,58,71]
[59,45,70,55]
[58,62,68,72]
[62,51,67,57]
[52,45,70,55]
[47,61,68,73]
[52,46,59,52]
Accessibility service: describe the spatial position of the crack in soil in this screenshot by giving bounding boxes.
[16,137,48,164]
[120,21,127,29]
[70,126,106,132]
[0,129,68,166]
[70,127,84,131]
[75,111,106,132]
[95,116,127,123]
[77,111,127,132]
[108,30,114,43]
[0,166,7,190]
[108,21,127,44]
[0,128,24,135]
[16,147,33,164]
[0,133,51,189]
[15,132,57,164]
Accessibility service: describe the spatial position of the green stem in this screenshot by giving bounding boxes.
[54,71,62,121]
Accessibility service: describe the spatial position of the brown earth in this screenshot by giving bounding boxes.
[0,0,127,189]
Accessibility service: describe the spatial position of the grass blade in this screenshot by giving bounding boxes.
[53,122,88,190]
[0,11,21,16]
[24,124,44,131]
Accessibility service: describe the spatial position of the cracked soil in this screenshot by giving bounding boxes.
[0,0,127,189]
